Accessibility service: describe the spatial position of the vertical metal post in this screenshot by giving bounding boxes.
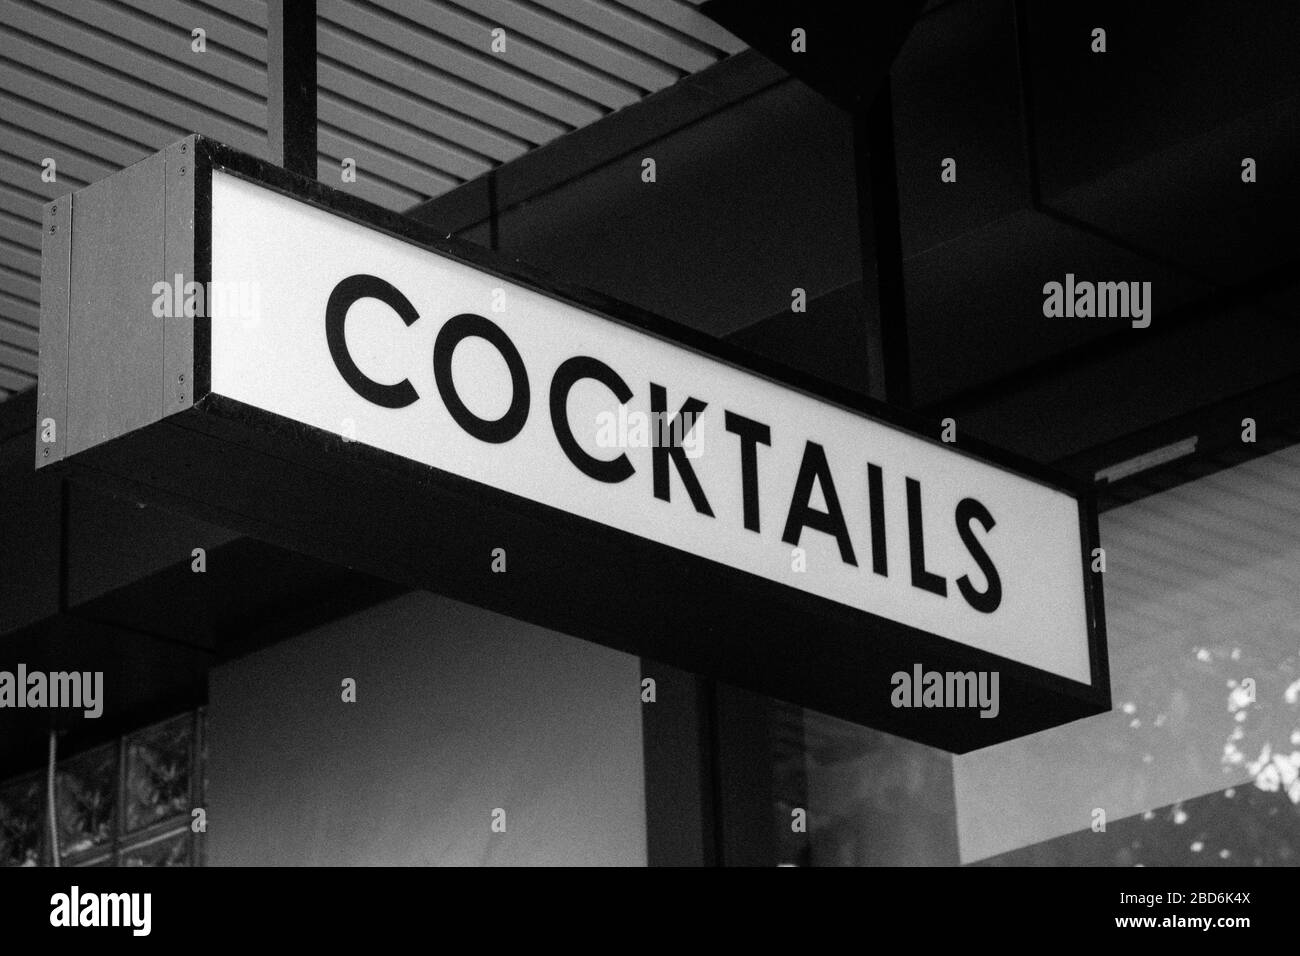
[267,0,317,179]
[640,663,716,866]
[711,682,777,866]
[856,78,912,408]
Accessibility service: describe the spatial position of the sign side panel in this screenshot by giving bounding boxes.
[163,137,198,416]
[67,152,166,457]
[36,195,72,468]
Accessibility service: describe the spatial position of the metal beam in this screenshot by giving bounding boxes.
[406,50,787,235]
[919,254,1300,421]
[858,80,912,407]
[267,0,317,179]
[699,0,926,111]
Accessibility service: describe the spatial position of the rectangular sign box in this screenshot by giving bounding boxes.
[37,137,1109,752]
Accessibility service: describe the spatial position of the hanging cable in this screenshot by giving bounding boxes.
[47,728,60,867]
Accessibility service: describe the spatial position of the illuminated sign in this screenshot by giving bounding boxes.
[38,138,1109,749]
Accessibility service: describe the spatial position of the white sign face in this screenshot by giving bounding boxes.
[209,171,1092,685]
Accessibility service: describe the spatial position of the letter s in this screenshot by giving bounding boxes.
[955,497,1001,613]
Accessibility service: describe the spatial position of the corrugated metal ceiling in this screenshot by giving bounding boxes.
[0,0,742,401]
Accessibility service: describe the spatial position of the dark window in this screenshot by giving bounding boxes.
[0,709,205,867]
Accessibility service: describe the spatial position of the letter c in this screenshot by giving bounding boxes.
[550,356,635,483]
[326,274,419,408]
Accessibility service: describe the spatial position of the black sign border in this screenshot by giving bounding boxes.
[176,136,1108,751]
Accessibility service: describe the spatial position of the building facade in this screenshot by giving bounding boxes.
[1,0,1298,867]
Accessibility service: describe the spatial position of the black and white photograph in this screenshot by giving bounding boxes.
[0,0,1296,936]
